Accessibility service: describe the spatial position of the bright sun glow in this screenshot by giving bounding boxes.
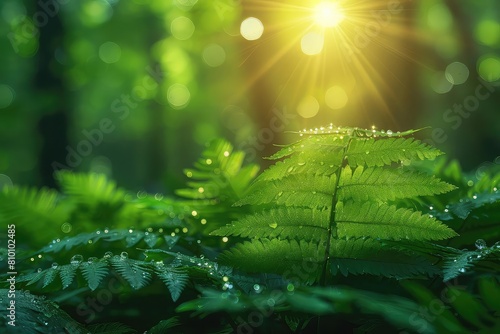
[314,1,345,27]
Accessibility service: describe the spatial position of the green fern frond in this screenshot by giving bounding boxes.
[57,172,127,206]
[176,139,258,200]
[212,207,330,242]
[442,240,500,281]
[0,186,68,227]
[81,259,110,291]
[347,137,442,167]
[154,264,189,301]
[147,317,181,334]
[38,228,181,255]
[59,263,79,289]
[338,166,456,202]
[214,125,456,283]
[110,253,151,289]
[218,238,324,283]
[0,289,87,333]
[336,202,457,241]
[174,138,259,232]
[329,238,439,278]
[87,322,136,334]
[236,174,337,208]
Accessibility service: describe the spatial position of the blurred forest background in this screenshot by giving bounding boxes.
[0,0,499,193]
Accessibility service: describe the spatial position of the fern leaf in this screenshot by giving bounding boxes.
[336,202,457,241]
[57,172,126,206]
[442,241,500,281]
[212,208,330,242]
[216,125,457,283]
[339,166,456,201]
[147,317,181,334]
[268,135,349,159]
[329,238,439,278]
[42,267,59,288]
[237,174,336,208]
[59,264,79,289]
[110,254,151,289]
[87,322,135,334]
[81,259,109,291]
[0,186,67,227]
[347,137,442,167]
[155,265,189,301]
[218,238,324,283]
[259,151,342,182]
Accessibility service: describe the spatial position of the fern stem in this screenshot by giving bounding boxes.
[320,137,353,286]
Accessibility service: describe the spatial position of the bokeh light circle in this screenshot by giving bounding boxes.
[99,42,122,64]
[0,85,15,109]
[445,62,469,85]
[202,44,226,67]
[171,16,195,40]
[297,95,319,118]
[478,55,500,82]
[167,84,191,109]
[325,86,348,109]
[240,17,264,41]
[301,32,324,55]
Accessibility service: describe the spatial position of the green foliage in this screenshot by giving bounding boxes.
[1,133,500,333]
[213,126,457,282]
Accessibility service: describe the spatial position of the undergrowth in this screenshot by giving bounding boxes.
[1,125,499,333]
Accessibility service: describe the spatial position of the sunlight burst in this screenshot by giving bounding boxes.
[313,1,345,27]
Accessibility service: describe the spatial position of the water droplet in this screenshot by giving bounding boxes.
[88,257,98,263]
[120,251,129,259]
[51,263,58,269]
[223,151,230,157]
[386,130,393,136]
[459,268,466,273]
[104,251,113,259]
[205,158,213,165]
[277,191,283,197]
[137,190,147,199]
[472,194,477,200]
[70,255,83,265]
[475,239,487,250]
[297,162,306,166]
[37,268,43,273]
[429,206,434,210]
[269,222,278,229]
[154,193,164,200]
[253,284,261,291]
[365,151,370,154]
[286,166,294,173]
[61,222,72,233]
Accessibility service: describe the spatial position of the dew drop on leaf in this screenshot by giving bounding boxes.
[475,239,487,250]
[104,251,113,259]
[386,130,393,136]
[269,222,278,229]
[120,251,129,259]
[70,255,83,265]
[51,263,58,269]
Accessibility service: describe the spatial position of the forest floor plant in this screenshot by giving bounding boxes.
[1,125,499,333]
